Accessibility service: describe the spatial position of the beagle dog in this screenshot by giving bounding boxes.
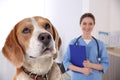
[2,16,64,80]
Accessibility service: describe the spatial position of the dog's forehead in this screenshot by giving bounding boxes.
[18,16,50,26]
[32,16,51,28]
[33,16,50,22]
[15,17,51,34]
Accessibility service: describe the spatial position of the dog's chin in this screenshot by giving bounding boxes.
[29,53,53,59]
[29,48,56,59]
[24,52,54,75]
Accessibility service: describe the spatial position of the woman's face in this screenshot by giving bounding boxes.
[80,17,95,35]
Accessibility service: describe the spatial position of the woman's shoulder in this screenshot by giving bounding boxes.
[93,37,105,46]
[69,37,79,44]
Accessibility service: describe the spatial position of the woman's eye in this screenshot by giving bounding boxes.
[45,23,50,29]
[83,22,87,25]
[22,27,31,34]
[89,23,93,25]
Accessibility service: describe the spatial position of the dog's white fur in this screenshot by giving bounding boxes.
[2,16,63,80]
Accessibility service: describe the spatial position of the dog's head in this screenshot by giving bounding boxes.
[2,16,61,68]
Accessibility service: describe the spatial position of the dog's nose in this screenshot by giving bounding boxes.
[38,33,51,46]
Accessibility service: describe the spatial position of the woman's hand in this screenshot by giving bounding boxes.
[81,68,92,76]
[83,60,103,71]
[83,60,93,68]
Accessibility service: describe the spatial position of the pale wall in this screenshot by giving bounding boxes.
[89,0,120,37]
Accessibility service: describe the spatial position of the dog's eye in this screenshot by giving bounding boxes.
[22,27,31,34]
[44,23,50,30]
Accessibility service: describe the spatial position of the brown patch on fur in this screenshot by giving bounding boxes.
[47,62,63,80]
[2,26,25,68]
[13,68,23,80]
[52,26,61,59]
[2,18,33,68]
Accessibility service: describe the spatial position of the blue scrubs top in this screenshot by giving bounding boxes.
[63,37,109,80]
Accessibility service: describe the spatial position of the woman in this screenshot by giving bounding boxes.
[63,13,109,80]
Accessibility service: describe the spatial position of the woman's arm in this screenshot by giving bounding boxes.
[83,60,103,70]
[69,64,92,75]
[83,41,109,72]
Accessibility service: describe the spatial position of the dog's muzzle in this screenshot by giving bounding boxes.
[38,33,51,46]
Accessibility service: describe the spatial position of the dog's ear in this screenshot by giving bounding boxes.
[2,26,24,68]
[52,26,62,59]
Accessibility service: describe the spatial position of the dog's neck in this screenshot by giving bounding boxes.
[22,66,48,80]
[23,55,53,75]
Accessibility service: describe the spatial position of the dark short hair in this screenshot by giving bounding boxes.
[80,13,95,24]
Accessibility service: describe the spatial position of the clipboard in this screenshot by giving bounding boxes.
[70,45,86,67]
